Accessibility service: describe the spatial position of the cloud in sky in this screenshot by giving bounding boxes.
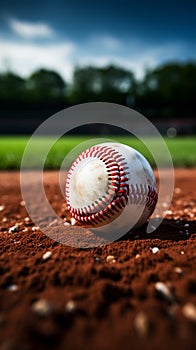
[0,37,186,82]
[0,39,75,81]
[77,41,186,78]
[8,17,56,39]
[0,16,191,82]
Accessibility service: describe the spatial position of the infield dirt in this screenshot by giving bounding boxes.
[0,169,195,350]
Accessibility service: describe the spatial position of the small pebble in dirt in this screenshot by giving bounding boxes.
[13,240,21,244]
[71,218,77,225]
[135,254,141,259]
[166,210,173,215]
[32,299,53,316]
[2,217,7,223]
[174,187,181,194]
[0,205,5,211]
[6,284,19,292]
[65,300,76,312]
[134,312,150,337]
[42,251,52,260]
[180,251,185,255]
[32,226,39,231]
[64,222,71,226]
[24,217,30,222]
[106,255,116,263]
[151,247,160,254]
[174,267,182,274]
[155,282,173,302]
[22,228,28,232]
[184,223,189,227]
[20,200,26,206]
[8,225,19,233]
[182,303,196,322]
[95,256,101,263]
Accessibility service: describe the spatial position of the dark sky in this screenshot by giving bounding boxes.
[0,0,195,80]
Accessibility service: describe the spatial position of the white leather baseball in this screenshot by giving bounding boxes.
[65,142,158,230]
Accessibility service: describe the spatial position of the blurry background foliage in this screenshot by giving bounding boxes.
[0,61,195,169]
[0,61,196,133]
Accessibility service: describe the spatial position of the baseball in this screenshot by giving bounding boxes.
[65,142,158,231]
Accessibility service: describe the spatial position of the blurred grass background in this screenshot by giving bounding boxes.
[0,135,195,169]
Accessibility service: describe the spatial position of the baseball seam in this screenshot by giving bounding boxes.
[65,145,157,225]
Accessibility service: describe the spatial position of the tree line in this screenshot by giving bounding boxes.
[0,61,196,120]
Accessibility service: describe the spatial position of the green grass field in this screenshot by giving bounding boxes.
[0,136,195,169]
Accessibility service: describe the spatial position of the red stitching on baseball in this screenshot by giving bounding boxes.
[65,145,130,225]
[65,145,157,226]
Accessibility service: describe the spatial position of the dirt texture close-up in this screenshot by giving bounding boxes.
[0,169,196,350]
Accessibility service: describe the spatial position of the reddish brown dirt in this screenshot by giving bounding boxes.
[0,169,196,350]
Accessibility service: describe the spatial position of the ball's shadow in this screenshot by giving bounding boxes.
[121,218,196,242]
